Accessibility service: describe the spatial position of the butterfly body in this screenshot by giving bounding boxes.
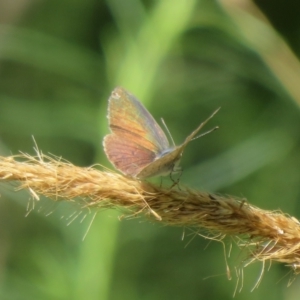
[103,87,219,179]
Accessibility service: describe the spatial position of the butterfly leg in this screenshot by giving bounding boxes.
[169,168,182,190]
[159,176,163,188]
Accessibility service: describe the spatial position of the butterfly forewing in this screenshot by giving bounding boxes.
[107,87,170,154]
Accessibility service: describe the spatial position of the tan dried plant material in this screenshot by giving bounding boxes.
[1,151,300,279]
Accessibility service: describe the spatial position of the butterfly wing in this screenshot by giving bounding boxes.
[103,87,170,177]
[103,134,156,177]
[107,87,170,152]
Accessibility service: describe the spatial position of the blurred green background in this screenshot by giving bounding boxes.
[1,0,300,299]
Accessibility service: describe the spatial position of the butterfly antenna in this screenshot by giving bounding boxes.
[191,126,219,141]
[161,118,176,146]
[183,107,221,145]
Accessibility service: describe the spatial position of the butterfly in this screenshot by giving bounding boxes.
[103,87,219,179]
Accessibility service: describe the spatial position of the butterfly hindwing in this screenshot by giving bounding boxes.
[103,134,156,177]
